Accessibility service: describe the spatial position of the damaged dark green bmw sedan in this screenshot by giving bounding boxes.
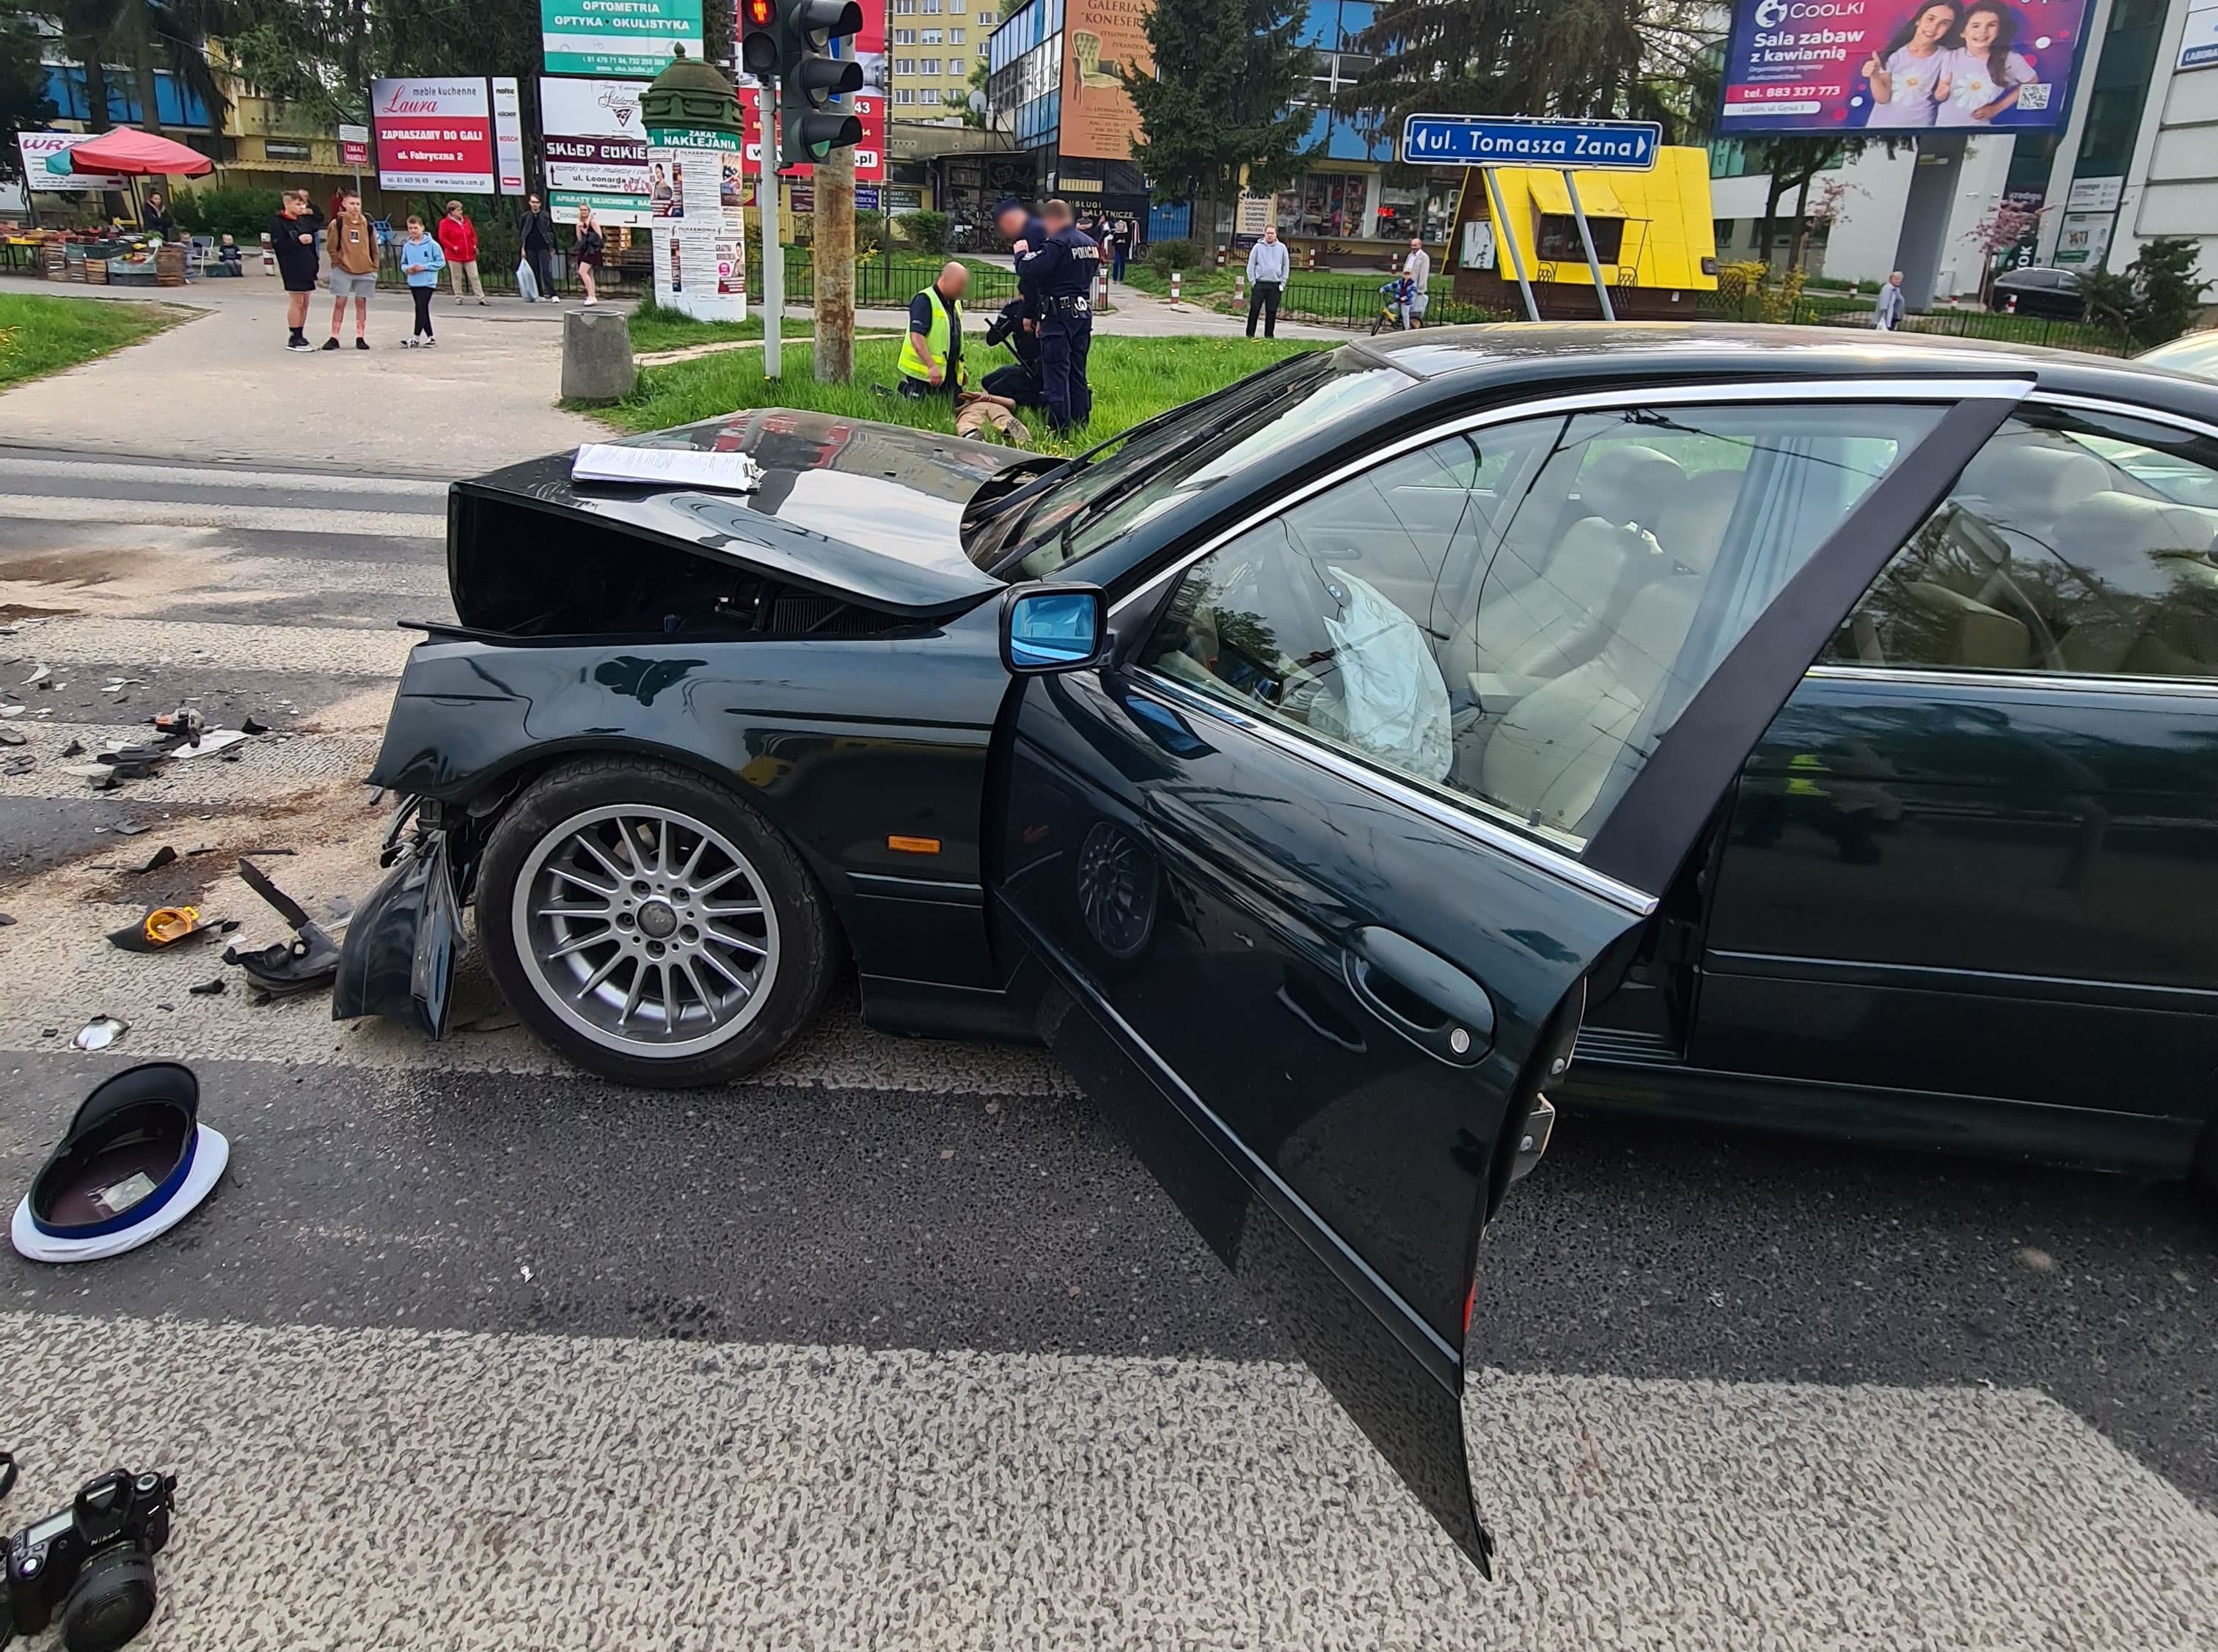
[336,326,2218,1568]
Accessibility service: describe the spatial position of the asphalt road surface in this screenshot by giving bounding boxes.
[0,447,2213,1651]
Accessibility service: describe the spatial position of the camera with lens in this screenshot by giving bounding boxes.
[2,1454,175,1652]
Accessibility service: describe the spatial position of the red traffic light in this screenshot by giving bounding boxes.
[744,0,774,25]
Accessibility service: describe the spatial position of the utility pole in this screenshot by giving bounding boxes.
[813,142,855,382]
[758,81,783,377]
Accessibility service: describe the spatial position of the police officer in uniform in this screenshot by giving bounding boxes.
[1016,198,1099,434]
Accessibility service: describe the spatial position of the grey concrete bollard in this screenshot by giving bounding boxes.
[561,307,636,404]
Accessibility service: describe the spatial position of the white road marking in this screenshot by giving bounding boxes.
[0,495,443,538]
[0,455,451,499]
[1,1310,2211,1652]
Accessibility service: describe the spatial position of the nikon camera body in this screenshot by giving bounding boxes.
[4,1466,175,1652]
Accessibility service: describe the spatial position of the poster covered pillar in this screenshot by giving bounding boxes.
[640,46,748,323]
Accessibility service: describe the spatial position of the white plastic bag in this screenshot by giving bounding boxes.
[514,257,539,302]
[1318,566,1454,781]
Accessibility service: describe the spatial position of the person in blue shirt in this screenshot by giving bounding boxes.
[995,197,1047,309]
[398,215,447,348]
[1014,198,1099,436]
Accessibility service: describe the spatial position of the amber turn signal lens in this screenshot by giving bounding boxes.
[887,834,941,854]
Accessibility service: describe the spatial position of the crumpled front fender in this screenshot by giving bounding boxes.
[332,826,469,1040]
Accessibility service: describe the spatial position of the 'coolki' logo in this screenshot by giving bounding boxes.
[1754,0,1789,26]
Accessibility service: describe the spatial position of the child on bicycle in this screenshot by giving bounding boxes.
[1380,273,1417,331]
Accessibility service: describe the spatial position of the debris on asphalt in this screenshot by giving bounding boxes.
[21,664,49,687]
[153,706,205,743]
[108,906,216,953]
[241,716,270,736]
[59,739,84,758]
[0,705,23,719]
[170,730,250,760]
[0,728,24,746]
[71,1016,128,1051]
[12,1061,229,1263]
[0,914,14,927]
[187,978,224,996]
[4,756,31,776]
[130,846,180,875]
[224,857,340,997]
[114,822,151,837]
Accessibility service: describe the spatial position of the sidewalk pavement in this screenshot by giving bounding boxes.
[0,273,601,472]
[3,269,1350,474]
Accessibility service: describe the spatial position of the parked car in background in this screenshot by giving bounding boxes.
[340,326,2218,1576]
[1990,265,2087,319]
[2138,328,2218,381]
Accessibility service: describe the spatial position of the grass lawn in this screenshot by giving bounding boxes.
[626,305,769,354]
[0,293,181,388]
[601,333,1325,453]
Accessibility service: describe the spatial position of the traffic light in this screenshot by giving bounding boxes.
[779,0,865,169]
[739,0,783,78]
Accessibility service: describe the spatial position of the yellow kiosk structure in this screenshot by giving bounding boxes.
[1447,145,1719,320]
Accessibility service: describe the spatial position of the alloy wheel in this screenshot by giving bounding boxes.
[512,804,780,1057]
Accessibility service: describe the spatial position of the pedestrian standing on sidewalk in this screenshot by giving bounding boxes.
[438,201,488,304]
[1402,235,1432,328]
[398,215,447,347]
[519,194,560,301]
[323,191,378,350]
[271,190,321,352]
[574,205,605,305]
[1245,224,1288,339]
[1872,270,1908,330]
[1110,216,1132,282]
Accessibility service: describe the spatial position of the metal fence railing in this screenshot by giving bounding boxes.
[1695,291,2132,356]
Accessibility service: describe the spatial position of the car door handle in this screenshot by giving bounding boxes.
[1342,926,1495,1067]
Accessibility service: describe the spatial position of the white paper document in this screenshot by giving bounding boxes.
[571,444,764,493]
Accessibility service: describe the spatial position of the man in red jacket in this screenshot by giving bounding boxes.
[437,201,487,304]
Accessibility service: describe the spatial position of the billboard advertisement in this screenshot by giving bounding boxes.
[372,77,496,193]
[18,132,131,192]
[543,0,704,79]
[1717,0,2093,134]
[648,124,747,321]
[491,76,527,194]
[1059,0,1150,162]
[733,7,886,183]
[541,76,654,223]
[2183,0,2218,72]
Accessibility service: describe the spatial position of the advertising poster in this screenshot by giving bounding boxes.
[1717,0,2093,134]
[492,77,527,194]
[734,4,887,182]
[371,78,496,193]
[543,0,705,78]
[1059,0,1150,161]
[542,76,654,224]
[648,125,747,321]
[18,132,131,192]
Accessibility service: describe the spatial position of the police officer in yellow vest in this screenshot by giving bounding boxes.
[898,261,970,400]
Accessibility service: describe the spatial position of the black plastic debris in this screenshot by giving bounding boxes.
[113,822,151,837]
[59,739,84,759]
[4,755,32,776]
[240,716,269,736]
[223,858,340,996]
[130,846,179,875]
[108,906,217,954]
[187,978,225,996]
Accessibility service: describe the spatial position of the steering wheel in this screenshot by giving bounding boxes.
[1974,568,2068,672]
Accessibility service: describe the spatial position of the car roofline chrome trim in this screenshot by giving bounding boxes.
[2025,391,2218,446]
[1106,376,2036,621]
[1127,669,1661,916]
[1807,662,2218,698]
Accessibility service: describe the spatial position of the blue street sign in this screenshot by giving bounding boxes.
[1400,115,1662,172]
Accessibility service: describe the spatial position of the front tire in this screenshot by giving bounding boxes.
[478,756,835,1087]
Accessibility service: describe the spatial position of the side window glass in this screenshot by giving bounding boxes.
[1826,408,2218,679]
[1141,403,1936,848]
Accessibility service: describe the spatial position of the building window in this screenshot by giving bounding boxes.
[896,86,914,103]
[894,56,914,73]
[896,0,915,10]
[920,58,940,73]
[923,0,941,11]
[1277,172,1369,238]
[895,28,915,42]
[948,27,964,42]
[922,27,942,43]
[1536,214,1626,263]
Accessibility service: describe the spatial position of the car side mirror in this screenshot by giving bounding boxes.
[1001,583,1106,675]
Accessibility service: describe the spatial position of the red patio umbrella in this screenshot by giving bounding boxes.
[64,128,213,177]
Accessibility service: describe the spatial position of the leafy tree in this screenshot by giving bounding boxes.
[56,0,238,137]
[1339,0,1708,155]
[2081,236,2211,349]
[0,13,60,175]
[1121,0,1309,249]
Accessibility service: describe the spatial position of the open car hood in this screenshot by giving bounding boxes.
[450,410,1027,632]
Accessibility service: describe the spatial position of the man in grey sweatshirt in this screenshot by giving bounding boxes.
[1246,225,1290,339]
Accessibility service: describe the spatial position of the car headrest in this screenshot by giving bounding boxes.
[1956,438,2109,524]
[1581,445,1686,529]
[1655,468,1743,573]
